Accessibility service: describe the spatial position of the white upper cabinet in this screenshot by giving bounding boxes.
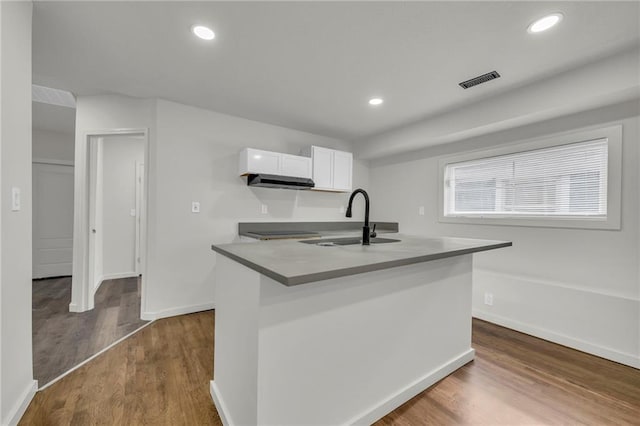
[332,150,353,192]
[239,148,311,179]
[302,146,353,192]
[310,146,333,189]
[280,153,312,179]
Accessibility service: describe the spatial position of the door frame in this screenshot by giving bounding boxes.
[134,161,145,275]
[70,128,149,314]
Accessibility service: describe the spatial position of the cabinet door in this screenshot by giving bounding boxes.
[281,154,311,178]
[312,146,333,189]
[248,149,280,174]
[332,150,353,192]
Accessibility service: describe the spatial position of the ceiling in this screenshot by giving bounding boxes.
[32,1,640,141]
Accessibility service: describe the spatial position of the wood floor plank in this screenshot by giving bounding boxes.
[21,311,220,426]
[21,314,640,425]
[377,319,640,425]
[32,276,149,386]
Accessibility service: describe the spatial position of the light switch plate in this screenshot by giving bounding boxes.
[11,187,21,211]
[261,204,268,214]
[418,206,425,216]
[192,202,200,213]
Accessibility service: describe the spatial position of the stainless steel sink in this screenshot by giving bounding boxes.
[299,237,401,246]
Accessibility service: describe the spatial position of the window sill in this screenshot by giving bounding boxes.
[438,214,620,230]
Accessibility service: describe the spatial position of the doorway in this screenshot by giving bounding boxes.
[87,134,145,297]
[71,129,149,314]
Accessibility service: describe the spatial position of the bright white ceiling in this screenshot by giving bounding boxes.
[32,1,640,141]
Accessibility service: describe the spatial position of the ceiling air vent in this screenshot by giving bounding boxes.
[459,71,501,89]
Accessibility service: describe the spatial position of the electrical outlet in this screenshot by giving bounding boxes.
[191,202,200,213]
[339,206,345,214]
[418,206,425,216]
[484,292,494,306]
[261,204,268,214]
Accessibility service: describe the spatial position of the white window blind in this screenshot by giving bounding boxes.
[444,139,608,218]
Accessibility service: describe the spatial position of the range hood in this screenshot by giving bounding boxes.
[247,174,315,190]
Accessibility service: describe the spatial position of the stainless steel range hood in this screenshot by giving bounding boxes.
[247,174,315,190]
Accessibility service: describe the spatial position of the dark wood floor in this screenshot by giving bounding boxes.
[22,313,640,425]
[377,319,640,425]
[21,311,218,426]
[32,276,149,386]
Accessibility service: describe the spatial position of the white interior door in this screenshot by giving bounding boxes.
[32,162,75,278]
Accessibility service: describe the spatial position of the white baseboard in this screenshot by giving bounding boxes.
[93,272,139,297]
[208,348,474,426]
[100,272,138,281]
[473,309,640,369]
[210,381,233,426]
[347,349,475,425]
[68,302,82,312]
[473,268,640,370]
[141,302,214,321]
[3,380,37,426]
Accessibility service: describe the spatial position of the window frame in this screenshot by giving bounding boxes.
[438,125,622,230]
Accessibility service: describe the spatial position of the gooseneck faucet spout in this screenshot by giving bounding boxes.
[345,188,370,245]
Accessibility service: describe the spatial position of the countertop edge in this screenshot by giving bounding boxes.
[211,245,292,285]
[211,241,512,287]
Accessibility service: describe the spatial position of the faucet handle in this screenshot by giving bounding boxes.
[370,223,377,238]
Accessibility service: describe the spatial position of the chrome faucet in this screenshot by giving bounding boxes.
[345,188,371,245]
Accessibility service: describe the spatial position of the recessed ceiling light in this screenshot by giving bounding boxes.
[192,25,215,41]
[528,13,563,33]
[368,98,384,106]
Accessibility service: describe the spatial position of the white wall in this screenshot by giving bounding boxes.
[99,136,144,279]
[0,2,38,424]
[32,128,74,163]
[368,101,640,368]
[73,95,369,319]
[146,99,368,319]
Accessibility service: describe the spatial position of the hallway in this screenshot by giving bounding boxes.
[32,276,149,386]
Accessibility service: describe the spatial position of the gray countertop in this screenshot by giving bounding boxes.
[211,234,512,286]
[238,221,399,240]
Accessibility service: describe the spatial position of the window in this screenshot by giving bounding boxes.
[439,126,622,229]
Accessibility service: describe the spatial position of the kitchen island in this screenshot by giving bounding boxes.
[210,235,511,425]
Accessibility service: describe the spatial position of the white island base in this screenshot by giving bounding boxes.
[210,254,475,425]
